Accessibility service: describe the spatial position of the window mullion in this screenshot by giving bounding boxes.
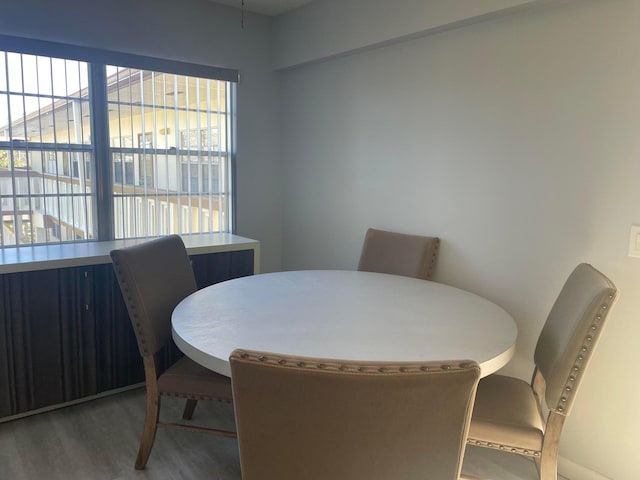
[89,63,113,241]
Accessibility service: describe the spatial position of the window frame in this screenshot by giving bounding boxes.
[0,34,238,246]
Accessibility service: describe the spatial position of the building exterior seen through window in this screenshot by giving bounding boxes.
[0,49,235,247]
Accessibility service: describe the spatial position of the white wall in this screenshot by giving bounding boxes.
[0,0,283,273]
[278,0,640,478]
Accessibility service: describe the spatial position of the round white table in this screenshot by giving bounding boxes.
[172,270,517,378]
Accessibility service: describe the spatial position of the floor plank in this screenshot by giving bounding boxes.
[0,388,561,479]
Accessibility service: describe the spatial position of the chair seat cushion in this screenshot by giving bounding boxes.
[467,374,544,454]
[158,356,233,401]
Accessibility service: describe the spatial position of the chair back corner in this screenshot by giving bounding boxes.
[110,235,197,356]
[358,228,440,280]
[230,350,479,480]
[534,263,618,415]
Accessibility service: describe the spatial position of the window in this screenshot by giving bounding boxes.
[108,66,234,239]
[0,35,237,247]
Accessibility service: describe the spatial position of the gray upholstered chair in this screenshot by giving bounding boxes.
[357,227,440,280]
[465,263,618,480]
[230,349,480,480]
[110,235,235,470]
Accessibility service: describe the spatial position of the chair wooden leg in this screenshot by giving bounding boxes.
[182,399,198,420]
[537,453,558,480]
[135,393,161,470]
[536,411,564,480]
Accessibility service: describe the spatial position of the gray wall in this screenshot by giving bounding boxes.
[0,0,284,273]
[278,0,640,478]
[3,0,639,478]
[273,0,546,68]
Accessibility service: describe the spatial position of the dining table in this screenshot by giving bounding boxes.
[172,270,517,378]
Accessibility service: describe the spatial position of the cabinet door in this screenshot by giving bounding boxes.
[0,248,255,419]
[0,267,92,417]
[90,263,144,393]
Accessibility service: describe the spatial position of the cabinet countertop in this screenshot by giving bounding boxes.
[0,233,260,274]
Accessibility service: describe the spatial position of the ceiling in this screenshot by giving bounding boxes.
[209,0,313,16]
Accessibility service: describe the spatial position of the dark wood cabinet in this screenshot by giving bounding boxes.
[0,249,254,419]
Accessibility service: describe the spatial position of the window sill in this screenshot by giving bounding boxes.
[0,233,260,275]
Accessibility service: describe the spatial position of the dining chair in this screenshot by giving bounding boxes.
[465,263,618,480]
[110,235,236,470]
[357,227,440,280]
[230,349,480,480]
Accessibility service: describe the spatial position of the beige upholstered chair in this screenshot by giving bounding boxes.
[466,263,618,480]
[230,349,480,480]
[358,227,440,280]
[110,235,235,470]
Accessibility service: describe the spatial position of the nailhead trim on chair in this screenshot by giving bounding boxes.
[231,351,476,375]
[112,257,150,356]
[426,238,440,279]
[467,439,541,457]
[555,294,615,414]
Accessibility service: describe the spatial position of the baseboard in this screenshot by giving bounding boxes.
[558,456,611,480]
[0,383,144,424]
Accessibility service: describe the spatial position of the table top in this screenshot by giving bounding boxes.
[172,270,517,378]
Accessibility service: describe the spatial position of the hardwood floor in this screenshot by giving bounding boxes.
[0,388,559,480]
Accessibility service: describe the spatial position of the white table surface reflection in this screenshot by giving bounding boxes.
[172,270,517,378]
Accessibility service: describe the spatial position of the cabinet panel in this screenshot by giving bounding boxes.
[91,263,145,393]
[191,250,254,289]
[0,248,254,419]
[0,268,85,415]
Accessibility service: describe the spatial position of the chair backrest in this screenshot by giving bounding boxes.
[534,263,618,415]
[110,235,197,357]
[357,228,440,280]
[230,350,480,480]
